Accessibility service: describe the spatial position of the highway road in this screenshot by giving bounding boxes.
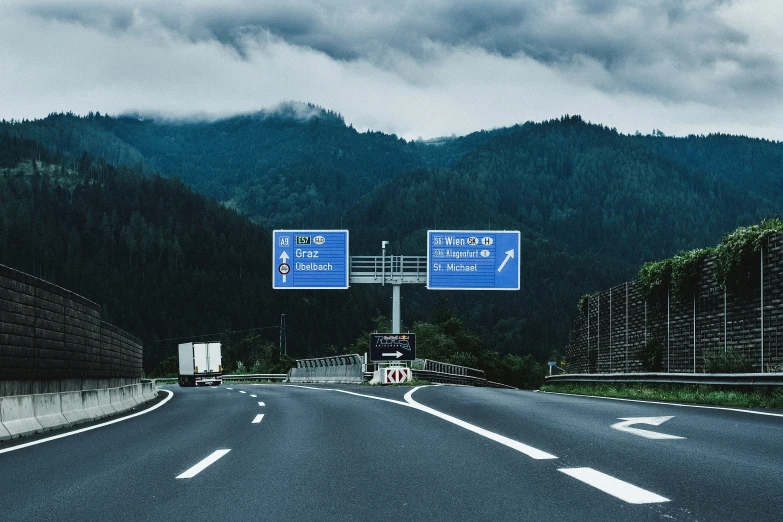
[0,383,781,521]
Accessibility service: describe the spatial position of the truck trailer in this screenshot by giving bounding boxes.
[178,342,223,386]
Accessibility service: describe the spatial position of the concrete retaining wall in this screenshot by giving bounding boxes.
[0,382,157,441]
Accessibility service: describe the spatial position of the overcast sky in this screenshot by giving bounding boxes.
[2,0,782,140]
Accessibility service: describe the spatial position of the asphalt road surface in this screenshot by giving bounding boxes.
[1,383,780,521]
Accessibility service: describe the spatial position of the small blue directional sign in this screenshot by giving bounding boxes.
[273,230,349,289]
[427,230,520,290]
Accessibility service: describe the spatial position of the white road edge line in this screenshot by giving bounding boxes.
[0,389,175,455]
[176,449,231,479]
[252,414,264,424]
[539,390,783,418]
[559,467,669,504]
[285,385,557,460]
[258,402,265,407]
[404,387,558,460]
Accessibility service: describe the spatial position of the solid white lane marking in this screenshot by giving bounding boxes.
[258,402,265,407]
[286,385,557,460]
[286,385,408,405]
[239,391,247,394]
[176,449,231,479]
[250,394,257,398]
[0,389,174,455]
[540,391,783,418]
[559,468,669,504]
[252,414,265,424]
[404,387,558,460]
[611,416,684,440]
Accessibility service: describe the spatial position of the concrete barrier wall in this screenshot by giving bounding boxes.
[0,383,158,441]
[0,264,142,386]
[288,355,365,384]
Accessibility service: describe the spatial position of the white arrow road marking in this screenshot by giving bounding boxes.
[252,414,265,424]
[611,416,685,440]
[497,249,514,272]
[176,449,231,479]
[559,468,670,504]
[382,351,403,358]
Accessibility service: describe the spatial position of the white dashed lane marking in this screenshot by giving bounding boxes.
[559,468,669,504]
[252,414,265,424]
[176,449,231,479]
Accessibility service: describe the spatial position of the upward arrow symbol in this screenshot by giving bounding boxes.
[280,251,289,262]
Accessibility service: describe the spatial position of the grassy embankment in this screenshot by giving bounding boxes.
[540,382,783,409]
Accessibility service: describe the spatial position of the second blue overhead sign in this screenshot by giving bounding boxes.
[427,230,521,290]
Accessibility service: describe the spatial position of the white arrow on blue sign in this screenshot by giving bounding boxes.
[273,230,349,289]
[427,230,520,290]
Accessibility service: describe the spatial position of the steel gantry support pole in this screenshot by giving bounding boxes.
[392,284,401,334]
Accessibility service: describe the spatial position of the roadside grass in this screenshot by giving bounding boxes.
[540,382,783,409]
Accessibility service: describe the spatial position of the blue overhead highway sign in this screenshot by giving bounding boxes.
[427,230,520,290]
[273,230,349,289]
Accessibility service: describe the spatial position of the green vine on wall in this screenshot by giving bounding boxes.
[635,218,782,298]
[714,218,783,288]
[636,247,712,298]
[577,292,597,314]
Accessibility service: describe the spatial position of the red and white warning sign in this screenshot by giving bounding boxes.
[383,367,411,384]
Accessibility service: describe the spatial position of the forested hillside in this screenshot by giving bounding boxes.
[2,107,499,228]
[1,112,781,371]
[345,116,777,356]
[0,135,374,370]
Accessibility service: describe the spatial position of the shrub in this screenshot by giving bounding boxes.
[704,347,752,373]
[640,338,664,372]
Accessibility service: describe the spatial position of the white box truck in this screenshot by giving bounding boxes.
[178,342,223,386]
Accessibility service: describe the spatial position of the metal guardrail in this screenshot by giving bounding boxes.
[154,374,288,384]
[545,372,783,386]
[422,359,485,379]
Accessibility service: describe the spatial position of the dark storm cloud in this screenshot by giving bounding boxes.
[23,0,781,103]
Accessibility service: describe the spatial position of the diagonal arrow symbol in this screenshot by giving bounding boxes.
[497,249,514,272]
[611,416,685,440]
